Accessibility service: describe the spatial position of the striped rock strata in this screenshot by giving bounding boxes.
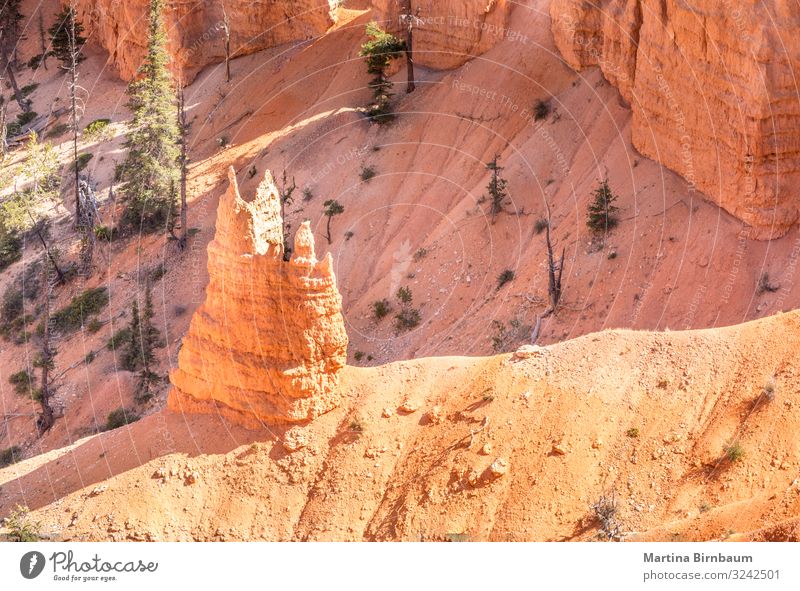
[168,167,348,426]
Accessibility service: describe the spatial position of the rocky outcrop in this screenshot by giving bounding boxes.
[72,0,335,82]
[551,0,800,238]
[168,167,348,426]
[371,0,512,70]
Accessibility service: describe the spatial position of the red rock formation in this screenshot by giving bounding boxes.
[551,0,800,238]
[72,0,335,82]
[168,167,348,426]
[370,0,511,70]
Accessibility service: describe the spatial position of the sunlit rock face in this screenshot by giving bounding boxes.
[168,167,348,427]
[551,0,800,238]
[72,0,335,82]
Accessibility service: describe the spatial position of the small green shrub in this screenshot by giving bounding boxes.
[0,229,22,272]
[8,370,34,397]
[1,287,23,322]
[302,187,313,201]
[150,263,166,282]
[413,248,428,261]
[396,286,413,305]
[86,318,103,333]
[20,83,39,98]
[757,272,779,295]
[394,307,421,332]
[360,166,376,182]
[4,505,41,542]
[105,407,140,431]
[83,118,111,138]
[533,99,551,121]
[16,111,38,128]
[27,54,44,70]
[0,445,22,468]
[94,225,117,242]
[497,269,515,290]
[52,287,109,333]
[75,153,93,171]
[353,351,365,362]
[534,218,548,234]
[626,427,640,438]
[107,327,131,351]
[371,299,391,320]
[724,441,745,463]
[84,351,96,364]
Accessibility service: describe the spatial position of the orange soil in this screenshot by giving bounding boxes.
[2,310,799,541]
[1,1,799,542]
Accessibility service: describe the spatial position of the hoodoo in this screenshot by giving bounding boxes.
[168,167,349,427]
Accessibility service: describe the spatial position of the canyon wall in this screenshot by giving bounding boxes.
[168,167,349,426]
[551,0,800,239]
[371,0,512,70]
[72,0,335,82]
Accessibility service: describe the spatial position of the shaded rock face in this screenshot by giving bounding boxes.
[551,0,800,239]
[168,167,348,426]
[72,0,335,82]
[371,0,511,70]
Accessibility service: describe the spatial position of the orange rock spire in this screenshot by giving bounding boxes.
[168,167,348,426]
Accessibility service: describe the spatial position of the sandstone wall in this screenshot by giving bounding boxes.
[551,0,800,238]
[72,0,335,82]
[371,0,512,70]
[168,167,349,426]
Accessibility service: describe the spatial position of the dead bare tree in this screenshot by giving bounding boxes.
[77,176,97,273]
[278,169,296,261]
[545,218,565,312]
[0,100,7,160]
[221,2,231,83]
[64,4,84,228]
[177,83,189,249]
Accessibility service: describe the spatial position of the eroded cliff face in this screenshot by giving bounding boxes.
[551,0,800,238]
[168,167,348,426]
[72,0,335,82]
[371,0,512,70]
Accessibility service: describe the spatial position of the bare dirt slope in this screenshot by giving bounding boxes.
[2,0,800,542]
[2,310,798,541]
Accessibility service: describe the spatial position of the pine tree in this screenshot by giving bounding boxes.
[359,22,405,123]
[48,6,86,69]
[586,179,620,233]
[485,155,509,223]
[323,199,344,244]
[0,0,27,111]
[123,283,161,397]
[119,0,179,233]
[123,298,143,371]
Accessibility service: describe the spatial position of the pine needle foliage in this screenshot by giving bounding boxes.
[119,0,179,233]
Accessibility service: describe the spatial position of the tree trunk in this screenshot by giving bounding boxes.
[177,86,188,249]
[325,215,332,244]
[39,10,48,70]
[28,211,66,284]
[221,4,231,83]
[545,220,564,312]
[37,263,56,434]
[69,11,82,227]
[1,52,26,112]
[402,0,415,93]
[0,102,7,160]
